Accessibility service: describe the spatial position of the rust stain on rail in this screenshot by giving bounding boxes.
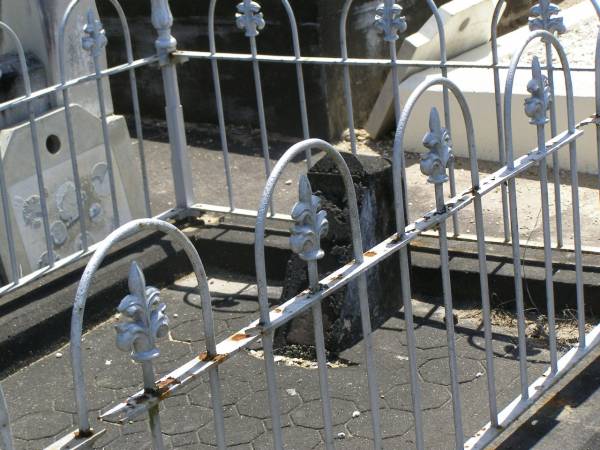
[230,332,251,342]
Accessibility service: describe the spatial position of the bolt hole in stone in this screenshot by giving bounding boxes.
[46,134,61,154]
[459,17,470,32]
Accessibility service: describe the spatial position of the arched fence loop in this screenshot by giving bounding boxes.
[69,218,226,449]
[254,138,382,449]
[391,76,498,447]
[503,30,585,392]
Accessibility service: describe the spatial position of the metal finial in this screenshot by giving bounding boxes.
[150,0,177,55]
[374,1,407,43]
[524,56,551,126]
[420,107,453,185]
[290,175,329,262]
[528,0,566,35]
[236,0,266,38]
[115,262,169,362]
[82,8,107,57]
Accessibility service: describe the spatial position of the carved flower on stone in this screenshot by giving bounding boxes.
[115,262,169,362]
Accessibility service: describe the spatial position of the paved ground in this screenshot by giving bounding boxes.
[0,270,561,449]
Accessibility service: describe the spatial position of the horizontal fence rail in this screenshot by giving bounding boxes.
[0,0,600,449]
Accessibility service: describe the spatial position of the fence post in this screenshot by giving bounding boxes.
[151,0,195,209]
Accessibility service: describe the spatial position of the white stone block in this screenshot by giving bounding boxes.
[395,1,598,174]
[365,0,497,138]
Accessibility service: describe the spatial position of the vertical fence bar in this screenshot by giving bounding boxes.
[209,0,235,211]
[529,1,567,248]
[151,0,195,210]
[375,0,410,225]
[340,0,358,155]
[0,152,18,283]
[196,260,227,450]
[280,1,312,167]
[525,57,559,373]
[236,0,274,213]
[595,27,600,214]
[290,175,334,449]
[83,8,120,229]
[107,0,153,217]
[420,107,463,448]
[437,188,464,449]
[546,41,563,248]
[114,262,167,449]
[426,0,459,237]
[0,385,13,450]
[570,139,586,347]
[3,21,56,268]
[356,271,383,449]
[58,1,90,251]
[491,0,511,242]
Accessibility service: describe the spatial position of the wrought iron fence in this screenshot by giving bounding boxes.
[0,0,599,449]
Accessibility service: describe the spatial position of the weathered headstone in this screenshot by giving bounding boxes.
[277,152,402,353]
[0,105,145,276]
[0,1,145,280]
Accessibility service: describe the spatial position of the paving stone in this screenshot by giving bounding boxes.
[385,382,450,411]
[419,356,484,385]
[11,410,73,441]
[328,367,378,412]
[400,322,451,350]
[197,415,264,447]
[291,398,356,429]
[457,332,518,360]
[158,404,213,435]
[346,408,413,439]
[55,386,115,414]
[252,425,322,449]
[333,436,373,449]
[170,316,228,343]
[189,376,252,409]
[237,388,302,419]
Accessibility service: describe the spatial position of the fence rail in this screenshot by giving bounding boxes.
[0,0,599,449]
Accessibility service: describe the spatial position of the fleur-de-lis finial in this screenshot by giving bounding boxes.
[420,107,453,185]
[528,0,566,35]
[374,1,407,43]
[82,8,107,57]
[115,262,169,362]
[524,56,551,126]
[236,0,266,38]
[290,175,329,262]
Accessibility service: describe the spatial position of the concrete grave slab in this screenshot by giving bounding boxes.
[365,0,498,138]
[0,106,145,277]
[394,0,597,173]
